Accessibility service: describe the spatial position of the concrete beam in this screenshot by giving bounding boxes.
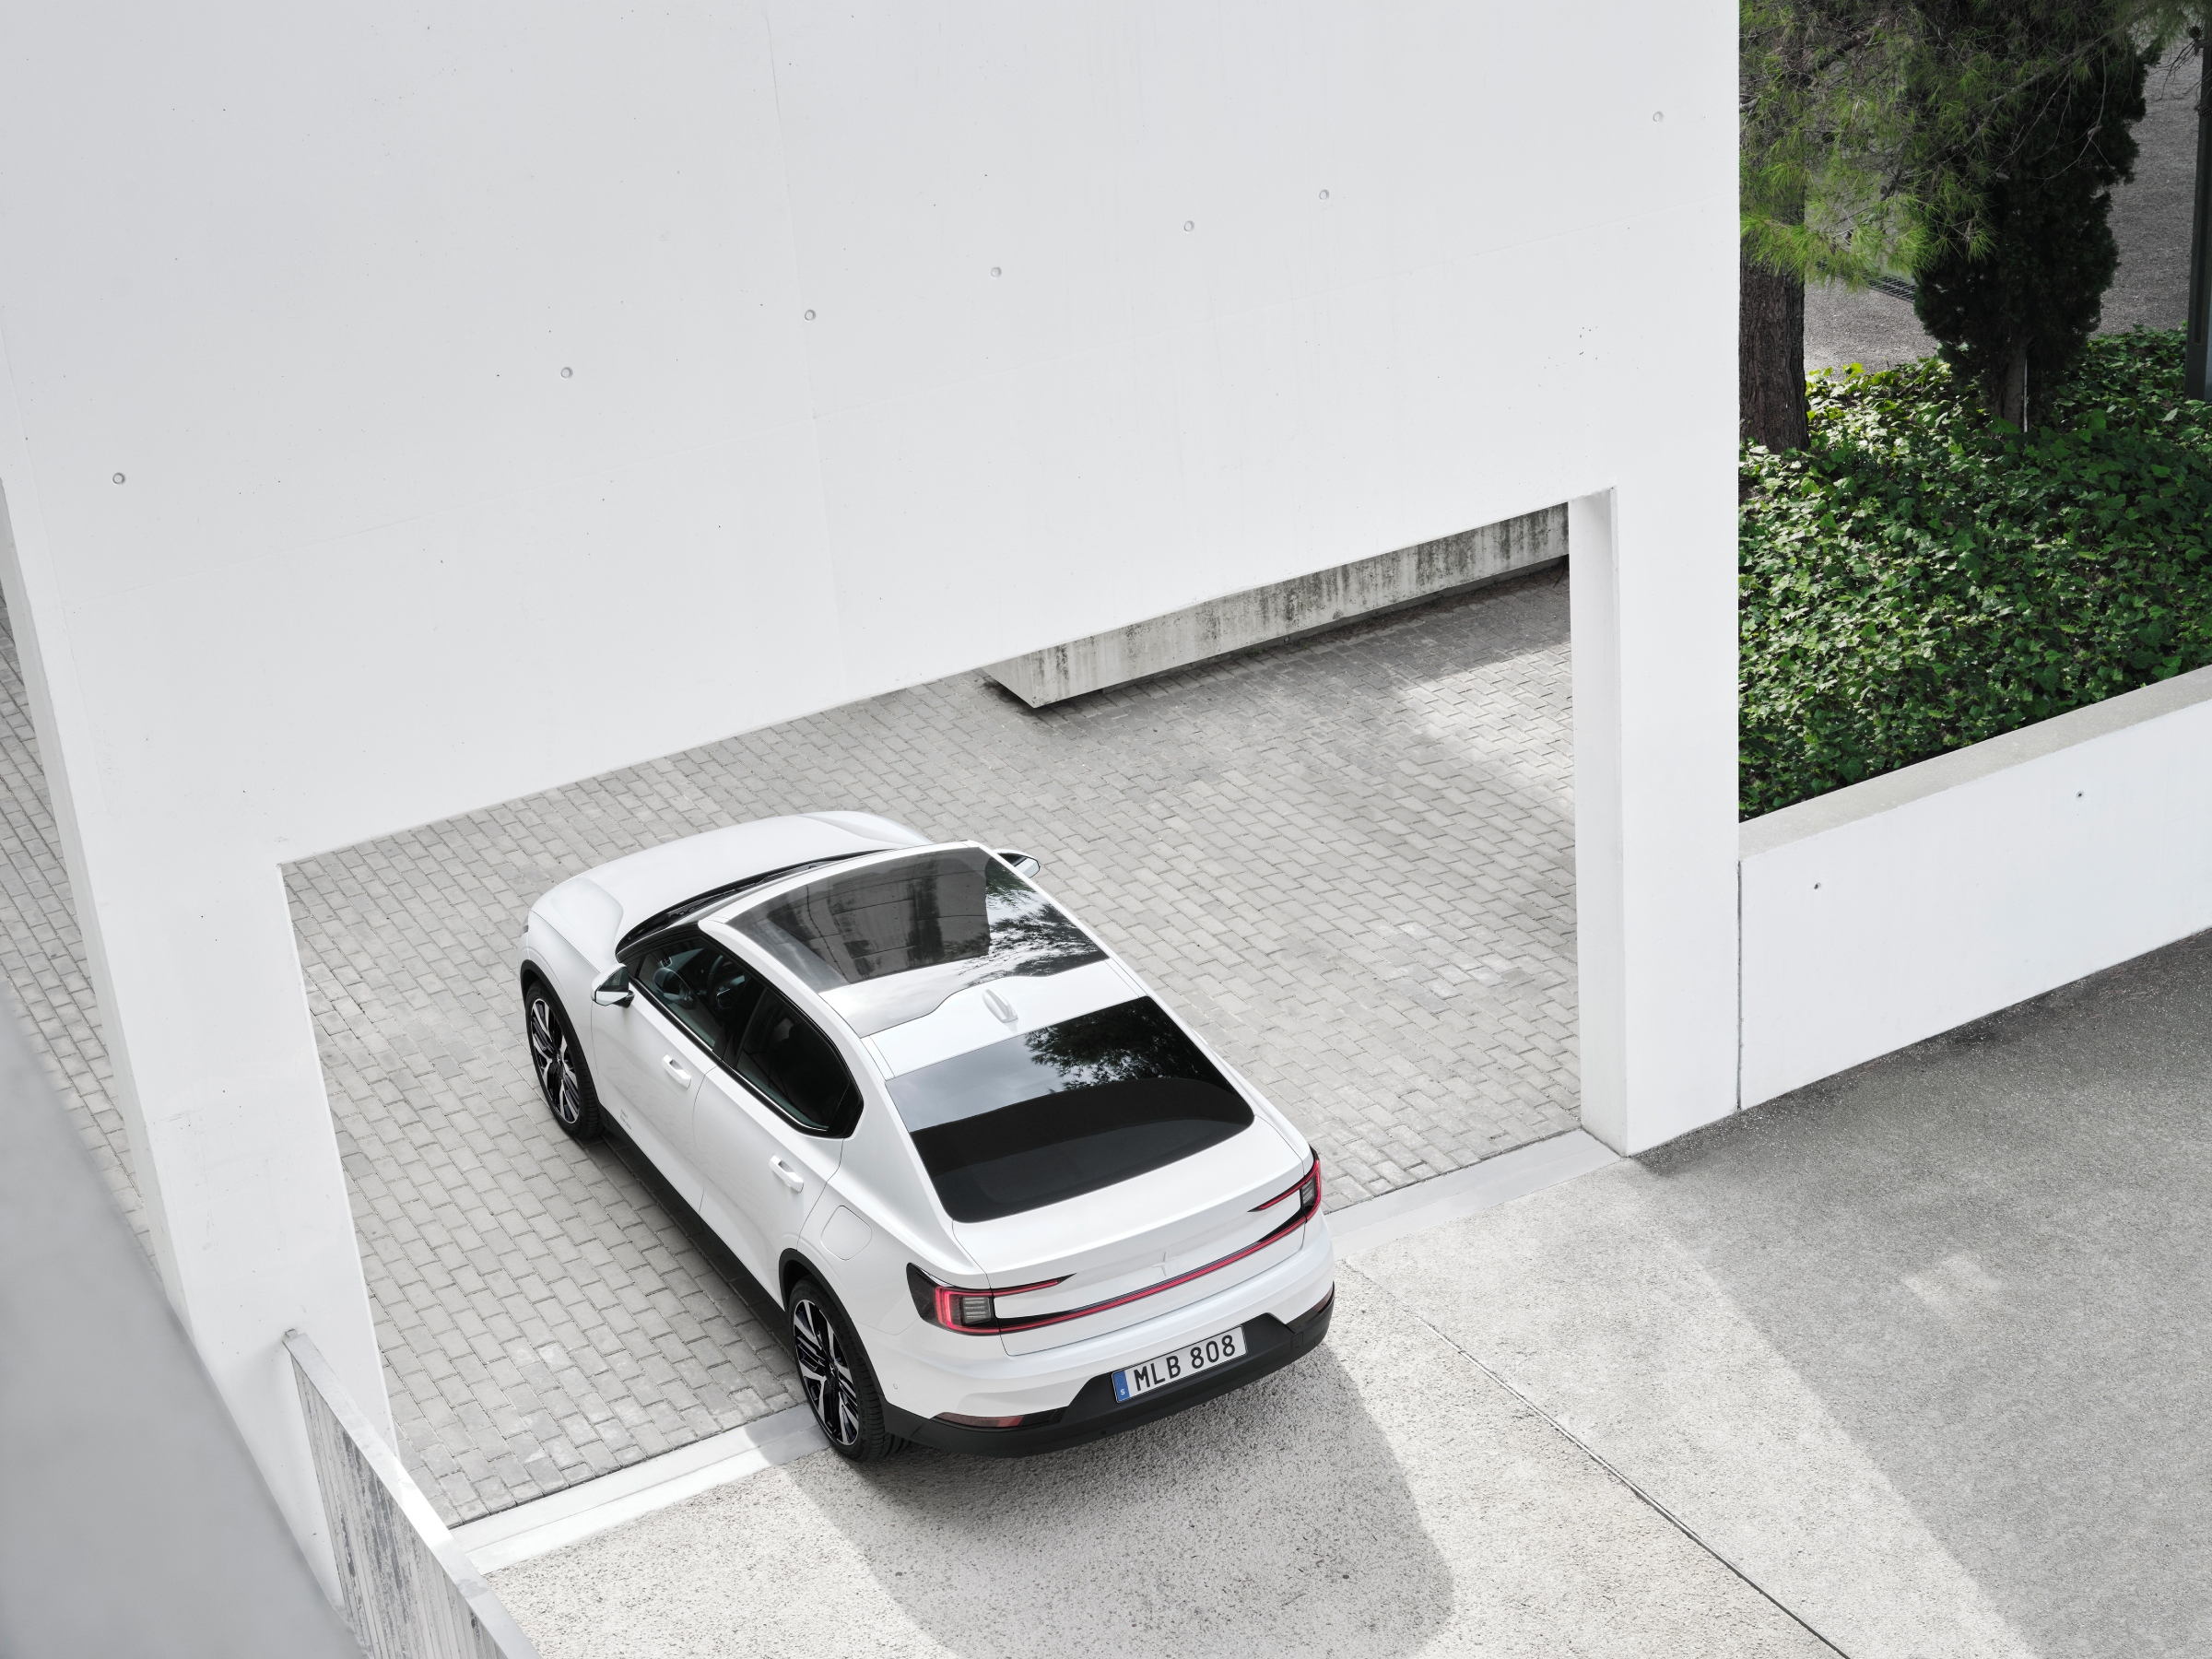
[984,506,1566,708]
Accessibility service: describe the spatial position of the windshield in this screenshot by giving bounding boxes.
[733,847,1105,1036]
[886,999,1253,1222]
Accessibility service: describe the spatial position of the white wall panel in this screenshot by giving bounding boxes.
[79,431,842,855]
[1740,666,2212,1108]
[815,231,1630,690]
[5,0,809,598]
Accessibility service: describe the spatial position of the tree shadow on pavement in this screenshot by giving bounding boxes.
[786,1346,1452,1659]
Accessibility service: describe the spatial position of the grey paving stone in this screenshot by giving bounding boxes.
[282,567,1578,1522]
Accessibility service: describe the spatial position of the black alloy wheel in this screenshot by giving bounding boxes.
[525,981,606,1142]
[788,1278,900,1461]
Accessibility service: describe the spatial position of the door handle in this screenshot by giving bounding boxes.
[770,1156,806,1193]
[661,1055,692,1086]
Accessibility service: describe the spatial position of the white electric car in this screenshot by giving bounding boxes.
[518,812,1334,1460]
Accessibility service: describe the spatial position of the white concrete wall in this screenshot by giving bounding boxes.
[1740,665,2212,1107]
[0,0,1738,1571]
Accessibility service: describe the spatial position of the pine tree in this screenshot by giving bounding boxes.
[1739,0,2167,448]
[1740,0,1927,452]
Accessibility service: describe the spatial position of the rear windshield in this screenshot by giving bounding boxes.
[735,847,1105,1035]
[887,999,1253,1222]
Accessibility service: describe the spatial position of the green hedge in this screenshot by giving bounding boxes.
[1740,327,2212,819]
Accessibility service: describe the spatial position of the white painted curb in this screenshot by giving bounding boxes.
[1325,1129,1618,1257]
[455,1404,826,1573]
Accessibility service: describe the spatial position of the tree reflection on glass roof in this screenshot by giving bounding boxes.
[733,848,1105,1035]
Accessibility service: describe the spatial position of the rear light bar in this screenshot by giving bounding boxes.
[1252,1154,1321,1218]
[907,1264,1068,1331]
[907,1151,1323,1338]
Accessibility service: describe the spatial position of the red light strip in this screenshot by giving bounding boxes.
[933,1274,1067,1329]
[932,1154,1322,1336]
[1251,1159,1320,1212]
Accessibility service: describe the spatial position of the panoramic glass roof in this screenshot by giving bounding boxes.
[729,847,1105,1036]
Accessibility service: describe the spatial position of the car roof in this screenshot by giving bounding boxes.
[705,842,1142,1065]
[536,813,930,959]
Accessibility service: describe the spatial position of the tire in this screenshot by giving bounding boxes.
[524,978,606,1142]
[788,1278,901,1462]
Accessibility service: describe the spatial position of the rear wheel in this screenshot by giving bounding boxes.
[788,1278,900,1461]
[525,979,606,1142]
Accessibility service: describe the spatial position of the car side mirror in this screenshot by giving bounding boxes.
[594,967,631,1006]
[994,849,1042,878]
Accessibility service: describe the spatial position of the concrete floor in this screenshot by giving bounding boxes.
[1807,55,2200,374]
[491,1271,1825,1659]
[1372,925,2212,1658]
[496,924,2212,1658]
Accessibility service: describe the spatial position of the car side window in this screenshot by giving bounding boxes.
[733,989,860,1135]
[630,933,767,1058]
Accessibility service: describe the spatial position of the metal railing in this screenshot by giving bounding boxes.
[286,1330,543,1659]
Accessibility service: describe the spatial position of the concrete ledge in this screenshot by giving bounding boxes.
[1739,661,2212,1106]
[1327,1131,1619,1257]
[288,1329,544,1655]
[457,1405,826,1573]
[985,505,1567,707]
[1741,660,2212,856]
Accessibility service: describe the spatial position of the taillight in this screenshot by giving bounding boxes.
[901,1160,1321,1339]
[907,1263,1069,1335]
[936,1286,996,1329]
[1252,1153,1322,1220]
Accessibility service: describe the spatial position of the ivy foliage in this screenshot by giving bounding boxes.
[1739,327,2212,818]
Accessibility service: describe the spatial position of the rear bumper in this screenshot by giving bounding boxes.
[885,1287,1335,1457]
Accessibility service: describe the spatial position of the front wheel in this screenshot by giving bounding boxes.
[788,1279,900,1461]
[525,979,606,1142]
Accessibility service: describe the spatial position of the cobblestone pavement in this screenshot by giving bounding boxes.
[4,567,1576,1527]
[288,565,1575,1523]
[0,595,148,1253]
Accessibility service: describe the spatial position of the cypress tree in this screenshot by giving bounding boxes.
[1912,8,2149,429]
[1739,0,2170,449]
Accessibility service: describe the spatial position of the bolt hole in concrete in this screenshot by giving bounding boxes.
[278,564,1576,1529]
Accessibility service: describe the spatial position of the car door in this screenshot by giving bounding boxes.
[695,984,858,1287]
[589,929,745,1201]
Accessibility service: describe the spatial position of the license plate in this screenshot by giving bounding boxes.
[1112,1324,1247,1402]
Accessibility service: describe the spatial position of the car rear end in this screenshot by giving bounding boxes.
[887,1128,1335,1455]
[726,841,1336,1452]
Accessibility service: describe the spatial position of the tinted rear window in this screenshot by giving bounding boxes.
[888,999,1253,1222]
